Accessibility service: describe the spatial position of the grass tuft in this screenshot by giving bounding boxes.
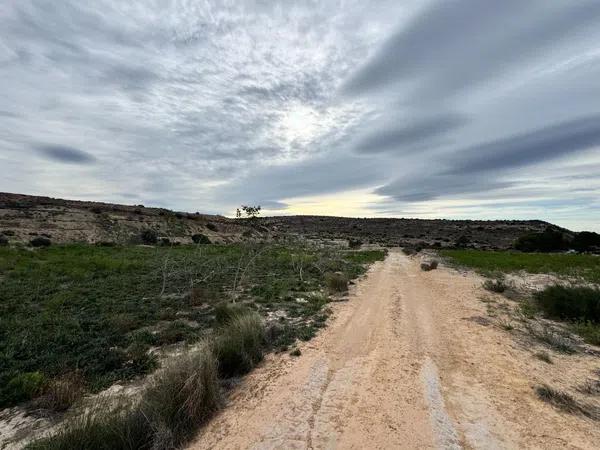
[212,311,265,378]
[324,272,348,293]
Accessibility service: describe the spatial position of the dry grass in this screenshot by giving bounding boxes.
[535,384,600,420]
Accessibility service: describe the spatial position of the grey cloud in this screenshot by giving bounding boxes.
[446,114,600,175]
[37,145,96,164]
[376,173,514,202]
[353,112,466,153]
[343,1,600,99]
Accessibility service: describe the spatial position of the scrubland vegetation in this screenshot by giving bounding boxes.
[0,241,385,448]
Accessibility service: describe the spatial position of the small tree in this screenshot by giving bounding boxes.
[237,205,261,219]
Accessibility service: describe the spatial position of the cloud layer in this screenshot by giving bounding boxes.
[0,1,599,230]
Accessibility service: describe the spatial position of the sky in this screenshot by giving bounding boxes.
[1,1,599,231]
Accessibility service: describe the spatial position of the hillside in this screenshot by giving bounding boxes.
[260,215,559,250]
[0,193,261,245]
[0,193,563,249]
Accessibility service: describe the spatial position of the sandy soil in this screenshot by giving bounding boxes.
[189,249,600,449]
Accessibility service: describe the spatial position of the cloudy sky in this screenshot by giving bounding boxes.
[1,1,599,230]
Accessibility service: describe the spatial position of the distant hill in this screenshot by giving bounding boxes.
[259,215,563,250]
[0,193,564,249]
[0,192,261,245]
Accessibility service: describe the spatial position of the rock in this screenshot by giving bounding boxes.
[420,259,439,271]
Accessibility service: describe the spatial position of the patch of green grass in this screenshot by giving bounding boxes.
[534,285,600,323]
[0,243,380,408]
[344,249,386,265]
[440,249,600,283]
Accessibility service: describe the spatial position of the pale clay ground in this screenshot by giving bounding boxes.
[188,249,600,450]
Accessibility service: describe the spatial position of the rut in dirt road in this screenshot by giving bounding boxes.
[190,250,600,450]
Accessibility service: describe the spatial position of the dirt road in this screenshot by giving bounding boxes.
[190,250,599,449]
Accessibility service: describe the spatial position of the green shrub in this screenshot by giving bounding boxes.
[0,234,8,246]
[212,312,265,377]
[324,272,348,293]
[191,233,211,244]
[535,285,600,322]
[6,371,46,403]
[30,236,51,247]
[514,229,568,252]
[140,229,158,245]
[572,231,600,253]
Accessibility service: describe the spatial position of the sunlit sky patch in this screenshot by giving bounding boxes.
[1,1,599,231]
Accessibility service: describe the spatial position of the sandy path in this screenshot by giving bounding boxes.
[190,250,600,449]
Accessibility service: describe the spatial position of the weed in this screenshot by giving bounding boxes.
[289,348,301,357]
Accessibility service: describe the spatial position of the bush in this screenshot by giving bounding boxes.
[7,372,46,404]
[514,228,568,252]
[140,229,158,245]
[0,234,8,246]
[212,312,265,377]
[206,223,218,232]
[535,285,600,322]
[192,233,211,244]
[572,231,600,253]
[30,236,51,247]
[483,279,507,293]
[2,229,15,236]
[324,272,348,293]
